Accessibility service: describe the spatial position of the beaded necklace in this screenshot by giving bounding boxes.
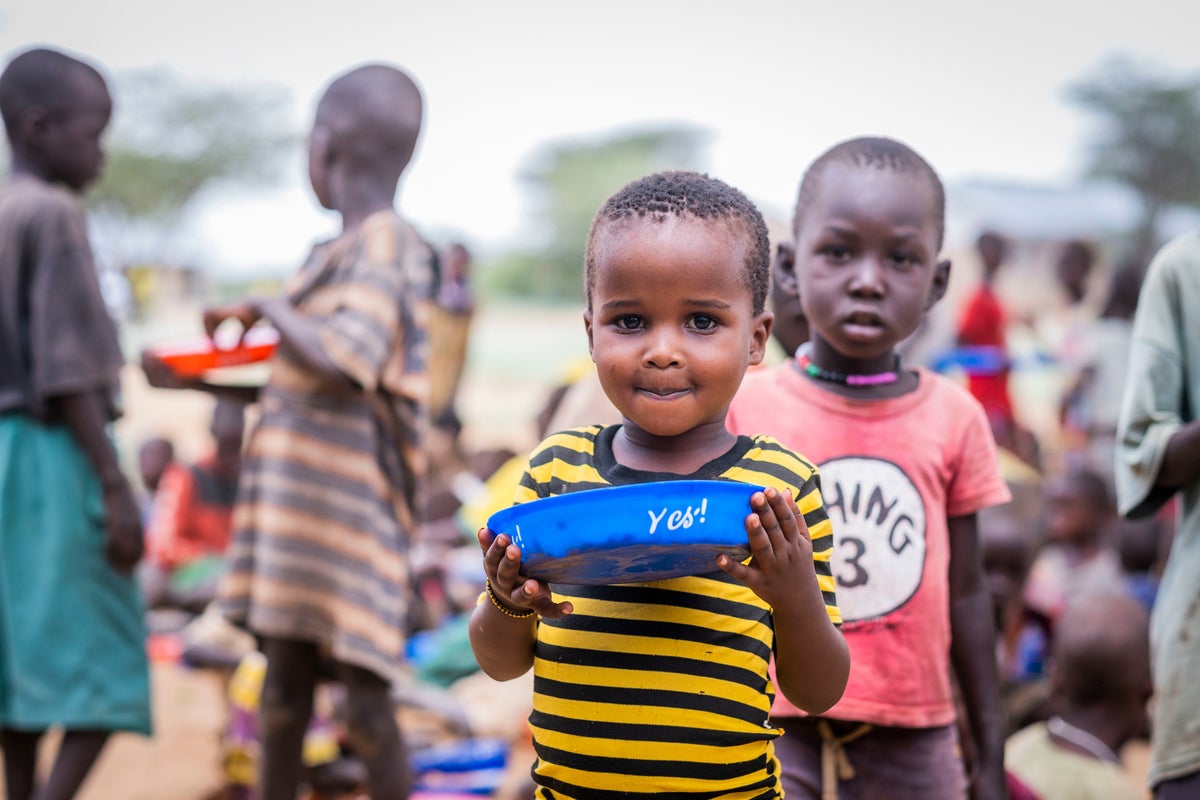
[796,345,901,387]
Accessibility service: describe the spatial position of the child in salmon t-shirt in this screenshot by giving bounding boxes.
[728,137,1012,800]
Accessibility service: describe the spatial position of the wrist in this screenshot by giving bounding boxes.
[485,579,536,620]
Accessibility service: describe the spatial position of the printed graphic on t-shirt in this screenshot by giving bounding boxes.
[820,456,926,622]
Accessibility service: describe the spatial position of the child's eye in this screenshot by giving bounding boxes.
[891,252,918,269]
[821,245,851,263]
[613,315,644,331]
[688,314,719,331]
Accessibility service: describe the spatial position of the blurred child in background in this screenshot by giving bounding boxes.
[145,62,436,800]
[0,46,150,800]
[1022,466,1127,633]
[957,231,1017,448]
[1115,231,1200,798]
[1005,594,1151,800]
[141,397,245,612]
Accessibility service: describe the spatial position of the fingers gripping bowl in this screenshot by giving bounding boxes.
[486,480,765,584]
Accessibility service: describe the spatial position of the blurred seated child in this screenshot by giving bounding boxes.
[981,504,1058,736]
[1023,465,1128,630]
[980,506,1039,685]
[141,398,245,612]
[137,435,175,521]
[1005,593,1151,800]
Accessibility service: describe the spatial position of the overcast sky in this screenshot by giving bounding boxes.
[2,0,1197,274]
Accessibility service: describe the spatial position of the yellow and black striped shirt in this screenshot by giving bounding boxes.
[516,425,840,799]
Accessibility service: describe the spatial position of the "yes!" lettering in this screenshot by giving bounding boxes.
[647,498,708,534]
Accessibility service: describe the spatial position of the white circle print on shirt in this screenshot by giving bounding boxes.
[819,456,927,622]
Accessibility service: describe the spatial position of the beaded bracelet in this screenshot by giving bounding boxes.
[485,579,536,619]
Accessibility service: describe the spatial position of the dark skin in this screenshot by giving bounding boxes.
[1157,420,1200,490]
[781,161,1008,800]
[1,62,134,800]
[769,243,810,357]
[949,514,1008,798]
[142,66,421,800]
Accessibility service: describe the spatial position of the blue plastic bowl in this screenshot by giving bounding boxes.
[485,480,763,584]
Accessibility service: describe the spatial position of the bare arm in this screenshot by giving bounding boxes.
[468,528,572,681]
[57,389,143,573]
[1157,419,1200,490]
[249,297,353,386]
[143,292,356,399]
[948,513,1007,800]
[719,488,849,714]
[140,351,261,403]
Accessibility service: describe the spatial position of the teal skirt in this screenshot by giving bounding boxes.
[0,413,151,734]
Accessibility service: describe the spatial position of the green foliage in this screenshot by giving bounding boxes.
[1068,55,1200,260]
[488,125,710,300]
[89,69,296,224]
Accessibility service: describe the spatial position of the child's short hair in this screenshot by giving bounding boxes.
[1059,239,1094,267]
[0,47,103,138]
[1062,464,1114,514]
[584,170,771,314]
[793,136,946,250]
[317,63,422,176]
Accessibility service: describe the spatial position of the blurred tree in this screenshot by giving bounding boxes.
[484,125,710,300]
[1069,56,1200,264]
[88,68,296,266]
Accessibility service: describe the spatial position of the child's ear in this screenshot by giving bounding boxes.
[748,310,774,367]
[925,259,952,310]
[583,309,596,360]
[773,242,799,298]
[21,105,52,149]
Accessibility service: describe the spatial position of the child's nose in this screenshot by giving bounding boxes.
[643,330,682,368]
[848,256,886,297]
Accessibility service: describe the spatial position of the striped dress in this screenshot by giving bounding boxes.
[516,425,841,799]
[218,210,434,683]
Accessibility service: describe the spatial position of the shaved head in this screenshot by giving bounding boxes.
[0,47,105,138]
[316,63,422,178]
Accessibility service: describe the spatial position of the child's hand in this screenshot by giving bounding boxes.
[718,487,814,607]
[102,480,144,574]
[478,527,572,619]
[140,350,200,391]
[203,301,263,343]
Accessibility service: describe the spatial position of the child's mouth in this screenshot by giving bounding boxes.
[638,386,689,399]
[842,311,885,338]
[845,310,883,327]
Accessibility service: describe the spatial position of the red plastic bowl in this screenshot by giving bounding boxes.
[150,327,279,377]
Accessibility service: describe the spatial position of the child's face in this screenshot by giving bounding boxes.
[981,519,1031,623]
[307,121,335,210]
[584,216,771,439]
[42,71,111,191]
[769,245,809,357]
[1043,477,1102,545]
[791,163,947,364]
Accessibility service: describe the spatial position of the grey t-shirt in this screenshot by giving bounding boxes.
[0,176,123,419]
